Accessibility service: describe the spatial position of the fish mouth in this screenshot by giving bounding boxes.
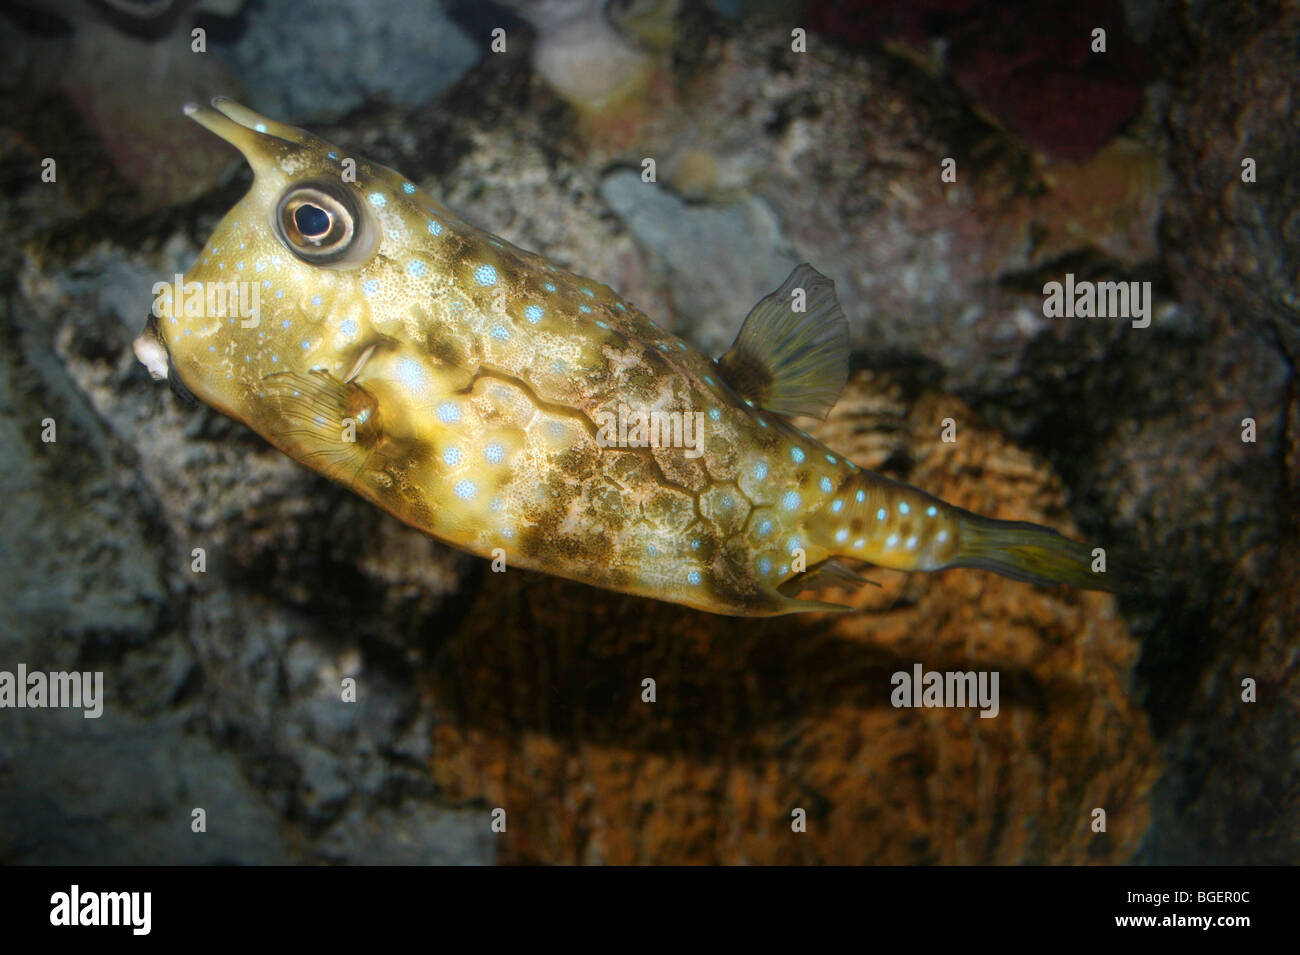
[134,318,199,405]
[133,315,170,382]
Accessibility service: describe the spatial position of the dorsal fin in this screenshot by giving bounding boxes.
[714,264,850,420]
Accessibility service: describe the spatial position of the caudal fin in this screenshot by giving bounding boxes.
[945,510,1146,593]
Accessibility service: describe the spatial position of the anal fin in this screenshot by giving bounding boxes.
[777,558,880,599]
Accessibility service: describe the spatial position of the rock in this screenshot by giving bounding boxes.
[215,0,482,121]
[1162,2,1300,363]
[599,168,798,354]
[497,0,656,115]
[1,5,246,209]
[1124,0,1300,864]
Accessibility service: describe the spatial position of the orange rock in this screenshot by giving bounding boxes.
[425,370,1158,864]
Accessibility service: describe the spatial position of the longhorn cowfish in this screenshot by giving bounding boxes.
[135,98,1137,616]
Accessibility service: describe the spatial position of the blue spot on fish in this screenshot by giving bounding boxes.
[369,192,386,207]
[436,401,461,423]
[474,264,497,286]
[791,447,805,464]
[395,357,425,392]
[453,479,477,500]
[525,304,544,323]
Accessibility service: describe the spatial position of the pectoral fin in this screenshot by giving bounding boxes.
[257,369,385,488]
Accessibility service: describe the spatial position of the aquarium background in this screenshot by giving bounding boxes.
[0,0,1295,864]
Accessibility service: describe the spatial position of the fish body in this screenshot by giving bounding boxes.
[136,99,1132,616]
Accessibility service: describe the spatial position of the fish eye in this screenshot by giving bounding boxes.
[275,183,360,263]
[294,203,331,238]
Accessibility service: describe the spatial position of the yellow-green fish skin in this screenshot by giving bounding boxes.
[139,99,1128,616]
